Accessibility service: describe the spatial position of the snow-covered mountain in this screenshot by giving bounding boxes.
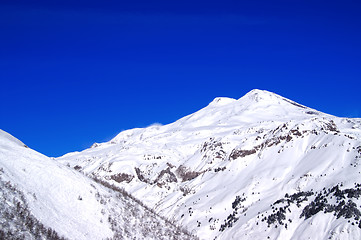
[0,130,194,239]
[57,89,361,240]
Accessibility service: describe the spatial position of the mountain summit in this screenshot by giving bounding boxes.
[169,89,317,131]
[104,90,319,146]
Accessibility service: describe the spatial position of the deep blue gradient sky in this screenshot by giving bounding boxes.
[1,0,360,157]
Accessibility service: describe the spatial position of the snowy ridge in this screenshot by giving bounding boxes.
[0,131,195,239]
[57,89,361,239]
[0,129,27,148]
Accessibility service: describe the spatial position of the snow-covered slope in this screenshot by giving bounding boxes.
[57,89,361,240]
[0,130,194,239]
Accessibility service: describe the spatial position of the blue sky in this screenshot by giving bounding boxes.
[1,0,360,157]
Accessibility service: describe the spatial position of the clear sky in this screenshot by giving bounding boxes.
[1,0,360,157]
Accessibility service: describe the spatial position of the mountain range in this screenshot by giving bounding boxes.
[1,89,361,239]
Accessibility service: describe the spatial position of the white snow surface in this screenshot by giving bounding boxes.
[6,89,361,240]
[57,89,361,239]
[0,130,194,239]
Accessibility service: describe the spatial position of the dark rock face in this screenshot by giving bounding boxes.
[135,167,150,184]
[229,149,256,160]
[154,167,178,187]
[201,138,227,164]
[73,165,82,171]
[110,173,134,183]
[176,165,202,182]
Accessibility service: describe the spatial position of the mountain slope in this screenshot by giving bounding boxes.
[57,89,361,239]
[0,129,195,239]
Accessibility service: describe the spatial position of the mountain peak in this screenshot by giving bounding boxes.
[240,89,308,110]
[208,97,236,107]
[241,89,283,102]
[206,90,283,110]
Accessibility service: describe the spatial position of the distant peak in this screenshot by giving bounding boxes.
[247,89,268,95]
[208,97,236,106]
[241,89,280,102]
[240,89,309,109]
